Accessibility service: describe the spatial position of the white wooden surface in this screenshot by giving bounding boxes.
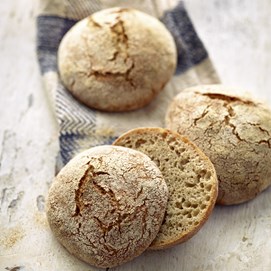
[1,0,271,270]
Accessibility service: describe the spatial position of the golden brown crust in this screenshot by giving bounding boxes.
[113,127,218,249]
[58,7,177,112]
[166,84,271,205]
[46,145,168,268]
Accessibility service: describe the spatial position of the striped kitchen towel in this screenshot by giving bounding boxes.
[37,0,220,170]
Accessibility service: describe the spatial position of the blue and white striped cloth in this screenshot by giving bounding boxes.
[37,0,219,170]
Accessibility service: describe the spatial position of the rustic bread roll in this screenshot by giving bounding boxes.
[46,145,168,268]
[113,127,218,249]
[166,85,271,205]
[58,7,177,112]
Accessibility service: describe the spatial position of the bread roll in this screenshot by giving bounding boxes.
[46,145,168,268]
[166,85,271,205]
[58,7,177,112]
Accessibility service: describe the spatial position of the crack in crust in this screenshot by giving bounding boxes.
[258,139,271,148]
[88,17,102,28]
[86,12,136,88]
[73,162,94,217]
[110,16,129,48]
[107,13,135,87]
[222,103,249,144]
[200,92,256,106]
[73,163,113,217]
[77,222,100,250]
[92,200,148,249]
[193,95,259,144]
[89,63,136,87]
[199,93,271,146]
[193,105,211,126]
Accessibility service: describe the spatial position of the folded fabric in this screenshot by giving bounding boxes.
[37,0,220,170]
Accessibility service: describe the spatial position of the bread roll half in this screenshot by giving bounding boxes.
[114,127,218,249]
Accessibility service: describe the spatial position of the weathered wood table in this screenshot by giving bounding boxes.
[1,0,271,270]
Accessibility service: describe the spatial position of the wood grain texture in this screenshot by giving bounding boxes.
[0,0,271,270]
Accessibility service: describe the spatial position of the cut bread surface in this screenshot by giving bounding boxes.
[113,127,218,249]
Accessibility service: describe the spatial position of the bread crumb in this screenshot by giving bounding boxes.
[34,212,49,228]
[0,226,25,249]
[95,127,115,137]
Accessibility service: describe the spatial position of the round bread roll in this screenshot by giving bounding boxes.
[166,85,271,205]
[113,127,218,249]
[58,7,177,112]
[46,145,168,268]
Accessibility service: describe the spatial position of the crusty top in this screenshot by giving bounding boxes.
[58,7,177,112]
[166,84,271,205]
[46,145,168,268]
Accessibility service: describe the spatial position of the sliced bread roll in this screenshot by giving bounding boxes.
[113,127,218,249]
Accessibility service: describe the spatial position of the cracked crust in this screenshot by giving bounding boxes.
[46,145,168,268]
[113,127,218,249]
[58,7,177,112]
[166,85,271,205]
